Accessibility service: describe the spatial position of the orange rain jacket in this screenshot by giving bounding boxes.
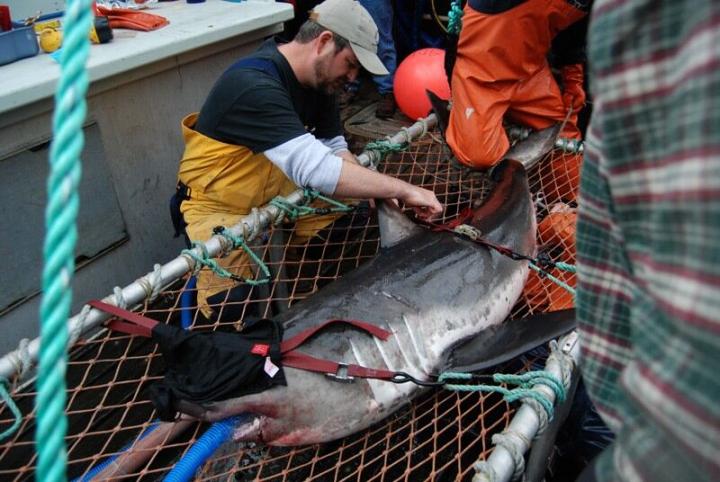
[446,0,587,169]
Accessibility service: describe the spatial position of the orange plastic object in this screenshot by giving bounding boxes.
[523,269,549,311]
[538,205,577,261]
[542,151,582,205]
[393,48,450,121]
[546,271,576,311]
[96,5,169,31]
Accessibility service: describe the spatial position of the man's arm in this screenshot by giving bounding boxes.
[334,159,442,219]
[265,134,442,219]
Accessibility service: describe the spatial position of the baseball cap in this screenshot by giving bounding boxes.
[309,0,389,76]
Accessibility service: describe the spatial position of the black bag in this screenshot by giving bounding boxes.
[148,319,287,421]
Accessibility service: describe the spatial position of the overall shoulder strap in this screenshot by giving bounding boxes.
[225,57,281,82]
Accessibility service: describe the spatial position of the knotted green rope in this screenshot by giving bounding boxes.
[447,0,464,35]
[270,189,353,223]
[303,188,354,213]
[182,239,270,286]
[439,370,566,419]
[37,1,93,480]
[364,139,409,160]
[0,378,21,441]
[216,228,272,283]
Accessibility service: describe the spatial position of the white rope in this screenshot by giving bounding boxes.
[135,264,164,302]
[473,461,498,482]
[68,305,90,348]
[113,286,128,310]
[547,340,574,389]
[524,398,550,436]
[492,430,530,481]
[17,339,31,380]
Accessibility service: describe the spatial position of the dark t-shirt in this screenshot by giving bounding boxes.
[195,38,343,154]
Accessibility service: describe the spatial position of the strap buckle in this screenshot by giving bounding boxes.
[453,224,482,241]
[325,362,355,384]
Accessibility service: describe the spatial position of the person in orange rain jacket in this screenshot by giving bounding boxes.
[445,0,591,170]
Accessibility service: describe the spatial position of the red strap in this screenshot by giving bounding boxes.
[282,351,396,380]
[428,207,474,231]
[280,319,391,353]
[88,300,158,338]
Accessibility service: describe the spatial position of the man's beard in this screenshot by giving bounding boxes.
[314,58,343,95]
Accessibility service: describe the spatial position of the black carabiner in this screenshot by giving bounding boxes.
[390,372,445,387]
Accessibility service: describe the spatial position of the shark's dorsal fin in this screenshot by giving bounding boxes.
[377,200,424,249]
[426,89,450,139]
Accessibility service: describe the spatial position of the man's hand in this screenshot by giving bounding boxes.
[398,185,443,220]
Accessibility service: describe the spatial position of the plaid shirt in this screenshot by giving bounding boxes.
[577,1,720,481]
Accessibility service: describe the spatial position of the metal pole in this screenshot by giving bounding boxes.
[473,331,580,482]
[0,115,437,380]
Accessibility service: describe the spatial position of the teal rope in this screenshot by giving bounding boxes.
[364,139,409,159]
[270,190,353,223]
[0,378,21,441]
[216,228,272,282]
[438,370,566,419]
[269,197,314,222]
[529,262,577,295]
[302,188,354,213]
[37,1,93,481]
[447,0,464,35]
[182,241,270,286]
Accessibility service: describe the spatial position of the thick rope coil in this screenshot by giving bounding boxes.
[473,461,497,482]
[237,207,262,243]
[113,286,128,310]
[492,431,530,481]
[524,398,550,435]
[547,340,574,390]
[182,241,209,276]
[17,339,32,380]
[68,305,90,348]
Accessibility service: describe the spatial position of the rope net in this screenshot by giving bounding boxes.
[0,119,579,481]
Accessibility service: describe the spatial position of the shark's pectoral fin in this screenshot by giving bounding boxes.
[442,309,576,373]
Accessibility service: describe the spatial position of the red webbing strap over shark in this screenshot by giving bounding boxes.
[421,210,529,261]
[88,300,158,338]
[280,319,391,352]
[88,299,399,382]
[280,319,397,381]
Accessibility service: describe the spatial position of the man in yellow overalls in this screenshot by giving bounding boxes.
[173,0,442,322]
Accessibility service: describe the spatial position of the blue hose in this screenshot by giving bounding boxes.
[80,276,241,480]
[77,276,197,480]
[163,416,245,481]
[180,276,197,329]
[162,277,246,481]
[72,423,159,482]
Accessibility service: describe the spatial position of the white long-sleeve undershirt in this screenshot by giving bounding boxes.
[264,134,347,194]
